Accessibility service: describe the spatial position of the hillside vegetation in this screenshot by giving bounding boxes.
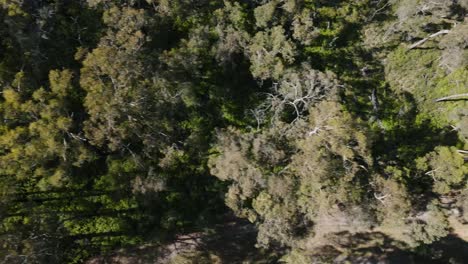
[0,0,467,263]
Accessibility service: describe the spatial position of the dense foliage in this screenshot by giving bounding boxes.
[0,0,467,263]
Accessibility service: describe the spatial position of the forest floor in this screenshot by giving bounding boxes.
[86,214,277,264]
[86,210,468,264]
[450,216,468,241]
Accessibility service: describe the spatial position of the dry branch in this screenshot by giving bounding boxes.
[435,93,468,102]
[408,29,450,50]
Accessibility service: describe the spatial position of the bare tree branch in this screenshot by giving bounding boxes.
[434,93,468,102]
[407,29,450,50]
[374,192,390,204]
[457,150,468,161]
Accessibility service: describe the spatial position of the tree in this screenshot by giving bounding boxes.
[210,97,377,248]
[248,26,296,80]
[416,146,468,195]
[80,6,154,150]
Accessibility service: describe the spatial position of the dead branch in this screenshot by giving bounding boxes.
[370,88,379,112]
[374,192,390,204]
[457,150,468,161]
[435,93,468,102]
[67,132,87,142]
[368,0,391,21]
[408,29,450,50]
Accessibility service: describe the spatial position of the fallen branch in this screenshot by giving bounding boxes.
[408,29,450,50]
[435,93,468,102]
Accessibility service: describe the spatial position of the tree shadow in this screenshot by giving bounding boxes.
[417,234,468,264]
[312,231,418,263]
[373,90,459,164]
[196,214,280,264]
[310,231,468,263]
[84,214,280,264]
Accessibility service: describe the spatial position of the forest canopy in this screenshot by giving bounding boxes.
[0,0,467,263]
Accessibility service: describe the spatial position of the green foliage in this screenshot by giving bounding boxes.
[415,146,468,194]
[209,98,378,248]
[0,0,27,16]
[248,26,296,80]
[0,0,467,263]
[407,202,450,246]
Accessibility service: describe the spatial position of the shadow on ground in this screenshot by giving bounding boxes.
[86,217,468,264]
